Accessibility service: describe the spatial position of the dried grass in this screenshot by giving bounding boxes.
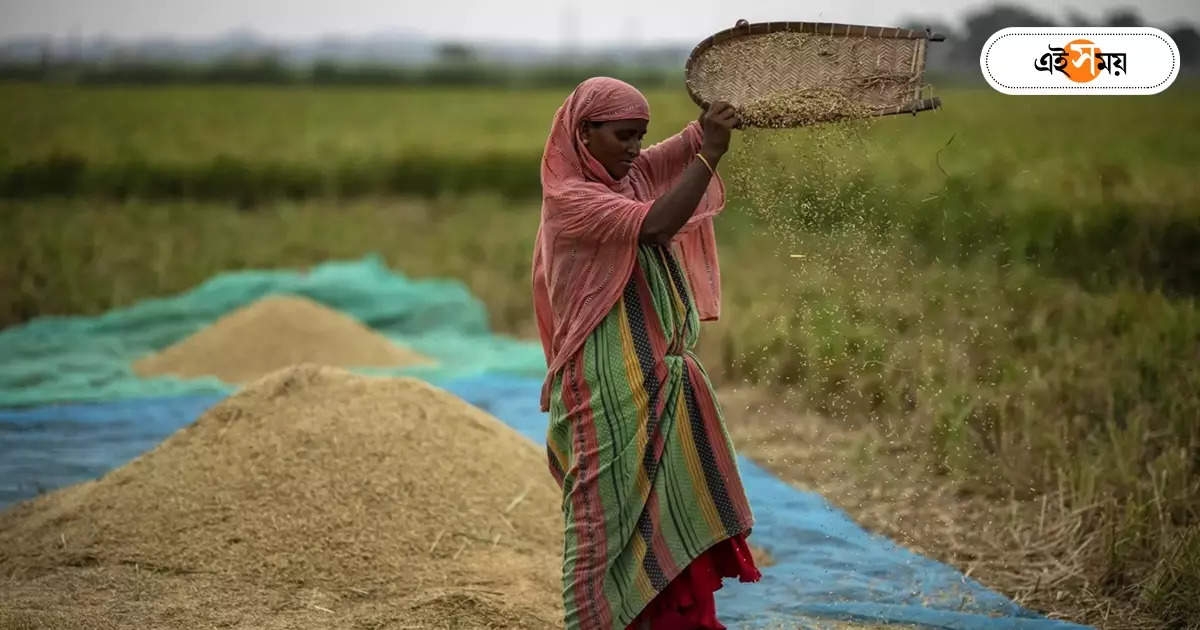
[719,386,1167,630]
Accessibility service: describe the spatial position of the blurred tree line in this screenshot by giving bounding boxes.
[0,4,1195,86]
[0,40,681,88]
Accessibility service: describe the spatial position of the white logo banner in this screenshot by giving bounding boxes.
[980,27,1179,95]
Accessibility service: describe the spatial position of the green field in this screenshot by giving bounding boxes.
[4,83,1198,292]
[2,82,1198,626]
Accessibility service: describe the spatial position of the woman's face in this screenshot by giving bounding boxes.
[581,118,648,180]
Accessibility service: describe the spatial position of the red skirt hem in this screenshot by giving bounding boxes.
[625,533,761,630]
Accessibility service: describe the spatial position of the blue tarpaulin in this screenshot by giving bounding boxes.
[0,258,1091,629]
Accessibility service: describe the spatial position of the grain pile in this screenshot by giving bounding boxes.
[739,87,875,128]
[0,365,563,629]
[133,295,432,383]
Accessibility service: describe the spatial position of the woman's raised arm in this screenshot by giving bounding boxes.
[638,101,738,245]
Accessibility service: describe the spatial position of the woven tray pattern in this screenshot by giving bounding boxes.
[686,22,940,127]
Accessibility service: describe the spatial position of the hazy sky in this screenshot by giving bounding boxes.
[2,0,1198,45]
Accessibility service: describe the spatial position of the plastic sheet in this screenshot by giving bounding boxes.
[0,379,1088,628]
[0,255,544,407]
[0,259,1092,628]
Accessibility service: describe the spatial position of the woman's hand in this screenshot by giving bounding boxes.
[699,101,739,160]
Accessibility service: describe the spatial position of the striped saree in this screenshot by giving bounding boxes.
[546,243,755,630]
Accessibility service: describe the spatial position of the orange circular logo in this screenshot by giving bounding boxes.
[1062,39,1103,82]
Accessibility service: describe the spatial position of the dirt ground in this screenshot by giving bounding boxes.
[717,386,1163,630]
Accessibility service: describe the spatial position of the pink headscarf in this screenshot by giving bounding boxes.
[533,77,726,411]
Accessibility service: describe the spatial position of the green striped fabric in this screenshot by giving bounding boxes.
[546,243,755,630]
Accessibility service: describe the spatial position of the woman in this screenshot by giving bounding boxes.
[532,76,758,630]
